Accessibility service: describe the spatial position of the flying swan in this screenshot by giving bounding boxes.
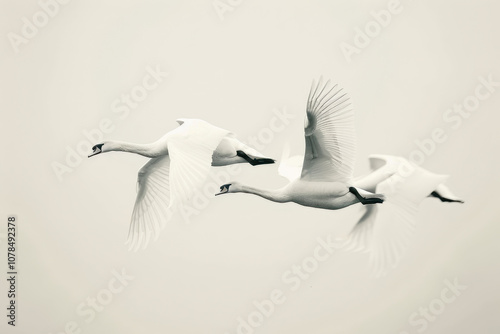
[215,79,464,277]
[276,146,464,277]
[216,78,386,208]
[343,154,464,277]
[88,119,275,250]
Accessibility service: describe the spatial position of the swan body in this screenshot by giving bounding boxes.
[222,180,383,210]
[216,78,385,208]
[285,181,359,209]
[89,119,274,165]
[89,118,274,250]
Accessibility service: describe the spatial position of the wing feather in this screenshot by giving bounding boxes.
[126,155,172,251]
[126,120,230,251]
[301,78,356,183]
[166,119,230,216]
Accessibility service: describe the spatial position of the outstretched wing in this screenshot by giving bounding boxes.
[365,194,419,278]
[341,179,420,278]
[126,119,230,251]
[167,119,230,208]
[341,205,378,254]
[127,155,172,251]
[301,78,356,183]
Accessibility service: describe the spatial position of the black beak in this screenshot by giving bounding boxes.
[215,184,231,196]
[88,144,103,158]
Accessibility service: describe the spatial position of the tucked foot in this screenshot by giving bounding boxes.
[236,150,275,166]
[430,191,464,203]
[349,187,385,205]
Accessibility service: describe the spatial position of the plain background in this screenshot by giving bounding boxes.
[1,0,499,333]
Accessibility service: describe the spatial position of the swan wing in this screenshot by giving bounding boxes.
[341,179,420,278]
[340,204,378,254]
[301,78,356,183]
[126,119,229,251]
[366,194,419,278]
[278,143,303,182]
[167,119,230,209]
[278,156,303,182]
[127,155,172,251]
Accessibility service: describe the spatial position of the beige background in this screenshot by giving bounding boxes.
[1,0,499,333]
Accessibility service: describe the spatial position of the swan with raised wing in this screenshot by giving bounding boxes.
[216,78,386,208]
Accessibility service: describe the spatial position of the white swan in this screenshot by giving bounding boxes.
[216,78,386,208]
[277,149,463,276]
[343,154,463,277]
[88,118,274,250]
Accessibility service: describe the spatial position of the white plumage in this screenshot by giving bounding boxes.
[344,154,463,277]
[217,78,385,208]
[89,119,274,251]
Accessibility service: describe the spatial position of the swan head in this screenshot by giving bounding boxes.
[215,182,242,196]
[88,143,105,158]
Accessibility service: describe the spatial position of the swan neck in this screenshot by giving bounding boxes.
[239,185,288,203]
[106,141,162,158]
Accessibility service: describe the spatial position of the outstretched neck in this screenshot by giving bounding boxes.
[238,184,289,203]
[105,141,164,158]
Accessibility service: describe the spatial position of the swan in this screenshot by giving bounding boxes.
[88,118,275,250]
[342,154,464,277]
[274,149,463,277]
[277,146,464,276]
[216,78,386,208]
